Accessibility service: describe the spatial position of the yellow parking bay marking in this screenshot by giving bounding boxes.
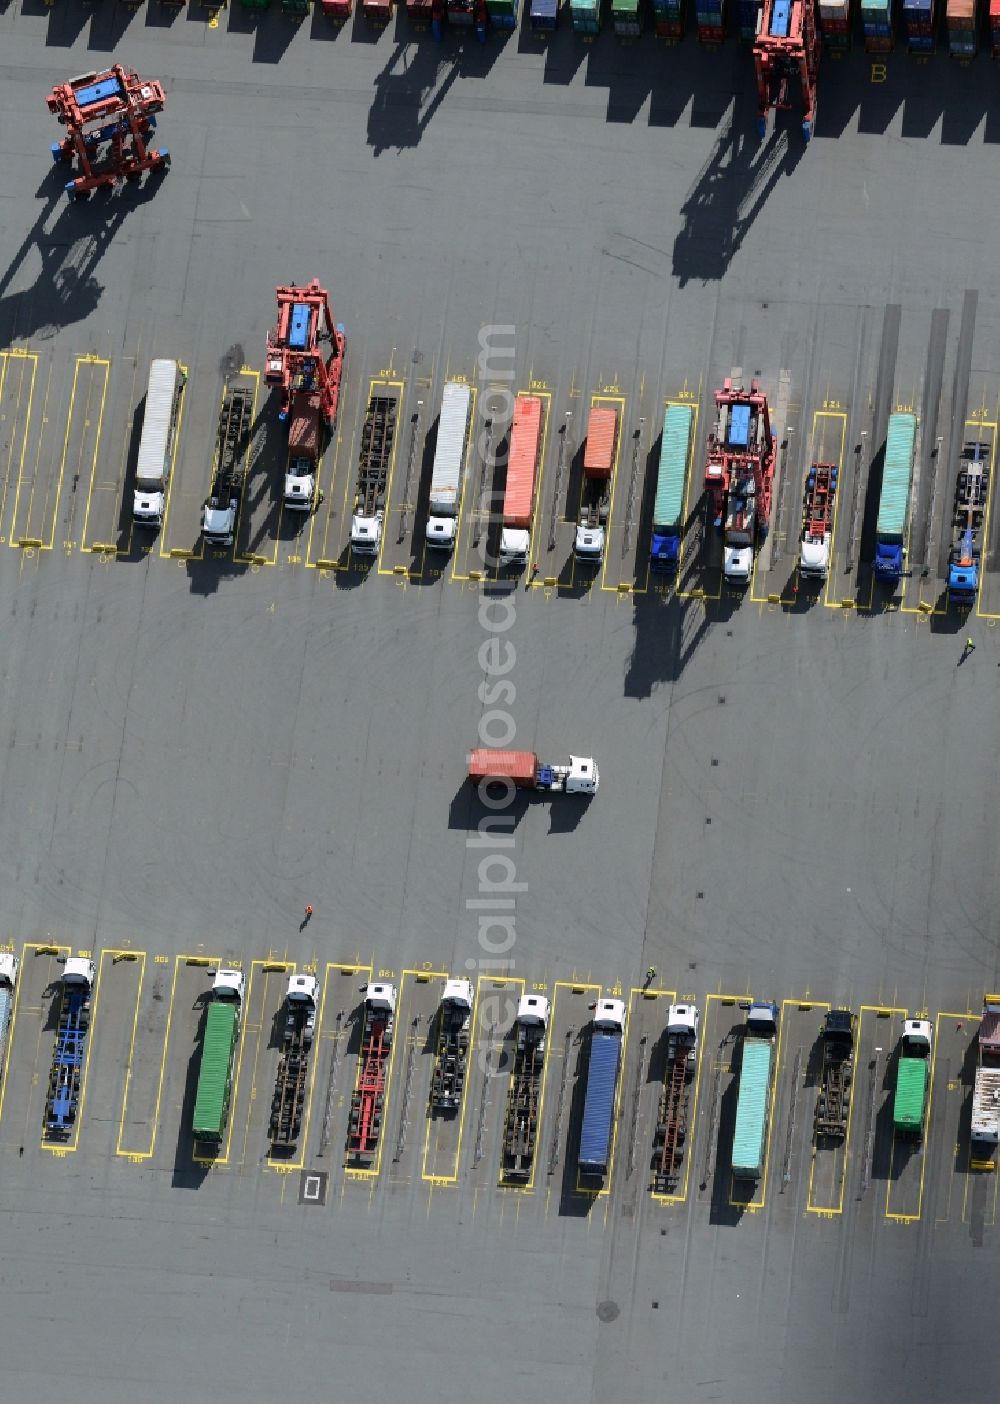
[265,960,327,1173]
[649,985,701,1205]
[344,956,399,1180]
[0,350,39,543]
[0,942,71,1132]
[543,980,600,1197]
[672,394,714,601]
[728,996,791,1212]
[40,949,112,1155]
[885,1004,935,1223]
[421,980,480,1186]
[806,1001,863,1217]
[193,958,252,1168]
[116,954,219,1162]
[154,362,190,558]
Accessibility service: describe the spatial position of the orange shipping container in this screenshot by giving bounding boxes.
[947,0,975,17]
[583,406,619,480]
[503,395,543,528]
[468,748,538,786]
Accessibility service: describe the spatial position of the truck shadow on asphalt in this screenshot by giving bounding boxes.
[172,993,213,1190]
[447,782,593,833]
[366,34,508,153]
[672,110,804,288]
[0,167,166,344]
[625,581,738,698]
[706,1025,747,1227]
[555,1024,599,1218]
[406,410,439,579]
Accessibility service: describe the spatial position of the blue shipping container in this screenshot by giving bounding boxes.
[75,77,123,108]
[531,0,558,19]
[289,304,311,352]
[579,1033,622,1171]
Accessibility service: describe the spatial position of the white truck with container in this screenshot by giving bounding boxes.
[971,994,1000,1168]
[0,952,19,1080]
[426,382,473,552]
[133,358,186,528]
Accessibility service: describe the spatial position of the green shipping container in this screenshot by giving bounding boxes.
[654,404,694,530]
[877,412,917,541]
[893,1057,928,1133]
[192,1001,239,1141]
[613,0,638,13]
[732,1039,773,1176]
[571,0,601,26]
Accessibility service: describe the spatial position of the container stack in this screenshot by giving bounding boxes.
[901,0,935,46]
[571,0,602,27]
[735,0,759,38]
[487,0,518,25]
[612,0,642,29]
[946,0,977,52]
[861,0,893,48]
[695,0,726,41]
[991,0,1000,52]
[818,0,852,48]
[653,0,685,37]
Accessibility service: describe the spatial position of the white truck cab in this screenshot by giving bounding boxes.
[212,967,245,1002]
[63,957,95,988]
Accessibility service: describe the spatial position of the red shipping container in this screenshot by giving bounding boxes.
[991,0,1000,17]
[364,0,393,16]
[503,396,543,529]
[468,749,537,786]
[289,392,321,459]
[583,407,618,479]
[322,0,353,15]
[407,0,433,18]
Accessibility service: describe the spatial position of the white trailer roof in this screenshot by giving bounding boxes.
[429,382,472,501]
[136,359,180,488]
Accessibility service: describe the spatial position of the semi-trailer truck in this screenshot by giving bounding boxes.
[498,395,543,568]
[971,994,1000,1168]
[133,358,185,528]
[501,994,550,1182]
[651,1002,699,1194]
[43,957,94,1140]
[0,952,18,1083]
[203,382,252,547]
[731,1001,779,1181]
[431,978,474,1111]
[574,406,617,566]
[192,968,245,1145]
[578,998,626,1176]
[467,748,599,794]
[892,1018,932,1137]
[650,403,694,572]
[814,1008,856,1140]
[426,381,473,552]
[283,390,323,512]
[799,462,838,581]
[874,411,917,584]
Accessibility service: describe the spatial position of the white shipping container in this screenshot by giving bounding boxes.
[136,359,182,490]
[428,381,472,517]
